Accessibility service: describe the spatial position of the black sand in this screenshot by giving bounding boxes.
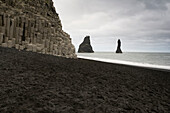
[0,47,169,113]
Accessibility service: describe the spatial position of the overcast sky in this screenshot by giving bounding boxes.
[53,0,170,52]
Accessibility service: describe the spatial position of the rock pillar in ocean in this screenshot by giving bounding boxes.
[78,36,94,53]
[116,39,122,53]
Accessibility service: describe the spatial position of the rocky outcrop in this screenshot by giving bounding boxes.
[116,39,122,53]
[78,36,94,53]
[0,0,76,58]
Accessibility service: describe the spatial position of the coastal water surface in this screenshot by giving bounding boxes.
[77,52,170,70]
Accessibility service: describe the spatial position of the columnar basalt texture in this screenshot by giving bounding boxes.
[0,0,76,58]
[116,39,122,53]
[78,36,94,53]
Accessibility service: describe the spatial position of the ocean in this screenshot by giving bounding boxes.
[77,52,170,70]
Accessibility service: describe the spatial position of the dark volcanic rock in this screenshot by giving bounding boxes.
[0,0,76,58]
[116,39,122,53]
[78,36,94,53]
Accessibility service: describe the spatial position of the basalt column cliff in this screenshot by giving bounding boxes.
[0,0,76,58]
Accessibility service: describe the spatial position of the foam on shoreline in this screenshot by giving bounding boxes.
[78,56,170,71]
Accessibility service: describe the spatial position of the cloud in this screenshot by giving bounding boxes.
[54,0,170,52]
[141,0,170,10]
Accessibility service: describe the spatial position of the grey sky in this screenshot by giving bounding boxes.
[53,0,170,52]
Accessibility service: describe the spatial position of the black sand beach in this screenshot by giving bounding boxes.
[0,47,169,113]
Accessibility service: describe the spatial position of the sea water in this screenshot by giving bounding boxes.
[77,52,170,70]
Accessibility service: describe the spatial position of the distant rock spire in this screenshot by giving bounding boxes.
[78,36,94,53]
[116,39,122,53]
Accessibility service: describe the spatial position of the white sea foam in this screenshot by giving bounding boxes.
[78,56,170,71]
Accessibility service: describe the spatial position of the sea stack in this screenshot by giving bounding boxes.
[0,0,76,58]
[116,39,122,53]
[78,36,94,53]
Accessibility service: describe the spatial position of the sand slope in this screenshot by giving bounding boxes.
[0,47,169,112]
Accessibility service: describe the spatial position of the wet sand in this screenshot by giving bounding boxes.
[0,47,169,112]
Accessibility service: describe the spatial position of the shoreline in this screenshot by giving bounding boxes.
[78,56,170,72]
[0,47,170,112]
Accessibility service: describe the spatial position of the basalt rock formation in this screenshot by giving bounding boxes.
[116,39,122,53]
[78,36,94,53]
[0,0,76,58]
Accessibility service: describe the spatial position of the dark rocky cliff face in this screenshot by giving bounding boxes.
[116,39,122,53]
[0,0,76,58]
[78,36,94,53]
